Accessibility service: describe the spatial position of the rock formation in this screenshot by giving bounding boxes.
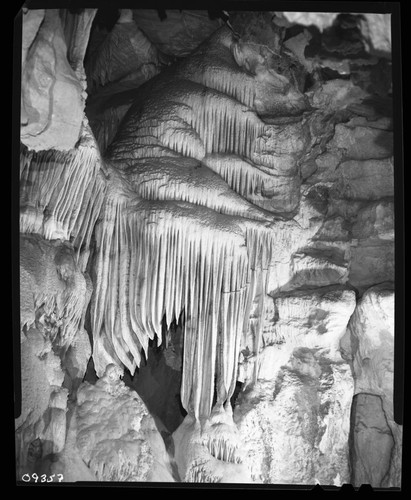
[15,8,400,488]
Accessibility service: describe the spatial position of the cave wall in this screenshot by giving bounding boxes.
[16,8,400,487]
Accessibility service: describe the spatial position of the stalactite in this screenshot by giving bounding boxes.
[86,24,293,421]
[29,271,87,350]
[108,81,264,163]
[179,86,264,158]
[203,154,276,202]
[168,27,260,113]
[121,156,273,223]
[203,435,243,464]
[186,463,220,483]
[92,176,275,418]
[20,125,106,269]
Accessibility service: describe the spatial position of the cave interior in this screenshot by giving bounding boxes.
[15,5,402,488]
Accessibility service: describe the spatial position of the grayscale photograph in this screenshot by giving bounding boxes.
[14,2,403,490]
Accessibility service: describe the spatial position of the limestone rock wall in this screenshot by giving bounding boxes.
[17,234,91,478]
[84,9,171,151]
[17,7,100,482]
[20,9,94,151]
[72,365,175,481]
[341,284,401,487]
[235,286,356,485]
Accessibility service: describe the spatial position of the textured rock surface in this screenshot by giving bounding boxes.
[15,327,66,478]
[235,287,356,485]
[20,120,105,262]
[280,12,391,57]
[350,394,394,487]
[19,234,90,349]
[86,9,163,93]
[74,365,175,482]
[21,10,85,151]
[84,9,172,151]
[62,325,92,394]
[21,8,45,71]
[349,202,395,290]
[17,234,92,478]
[173,407,251,483]
[279,12,339,32]
[340,284,401,487]
[359,14,392,57]
[61,9,97,78]
[132,9,222,57]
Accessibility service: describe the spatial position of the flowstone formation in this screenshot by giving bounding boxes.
[16,8,400,487]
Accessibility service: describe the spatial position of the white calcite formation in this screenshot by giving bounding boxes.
[17,9,399,487]
[20,9,94,151]
[72,364,174,481]
[17,234,92,477]
[235,286,356,485]
[15,327,66,478]
[173,406,251,483]
[20,121,106,271]
[90,24,310,425]
[19,235,90,352]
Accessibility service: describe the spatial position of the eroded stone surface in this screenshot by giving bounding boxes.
[20,234,89,350]
[74,365,175,482]
[235,353,353,485]
[172,407,252,483]
[15,327,66,478]
[350,394,394,487]
[341,284,401,487]
[21,10,85,151]
[132,9,222,57]
[235,286,356,485]
[349,203,395,290]
[327,123,393,161]
[16,235,92,478]
[334,158,394,200]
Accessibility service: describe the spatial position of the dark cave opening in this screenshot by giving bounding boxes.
[122,315,187,436]
[230,380,244,409]
[81,307,188,436]
[83,355,98,385]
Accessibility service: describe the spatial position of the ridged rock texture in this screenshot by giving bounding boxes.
[16,8,400,487]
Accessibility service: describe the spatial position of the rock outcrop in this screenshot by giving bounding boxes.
[20,9,94,151]
[72,364,175,482]
[341,284,400,487]
[16,234,91,478]
[235,286,356,485]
